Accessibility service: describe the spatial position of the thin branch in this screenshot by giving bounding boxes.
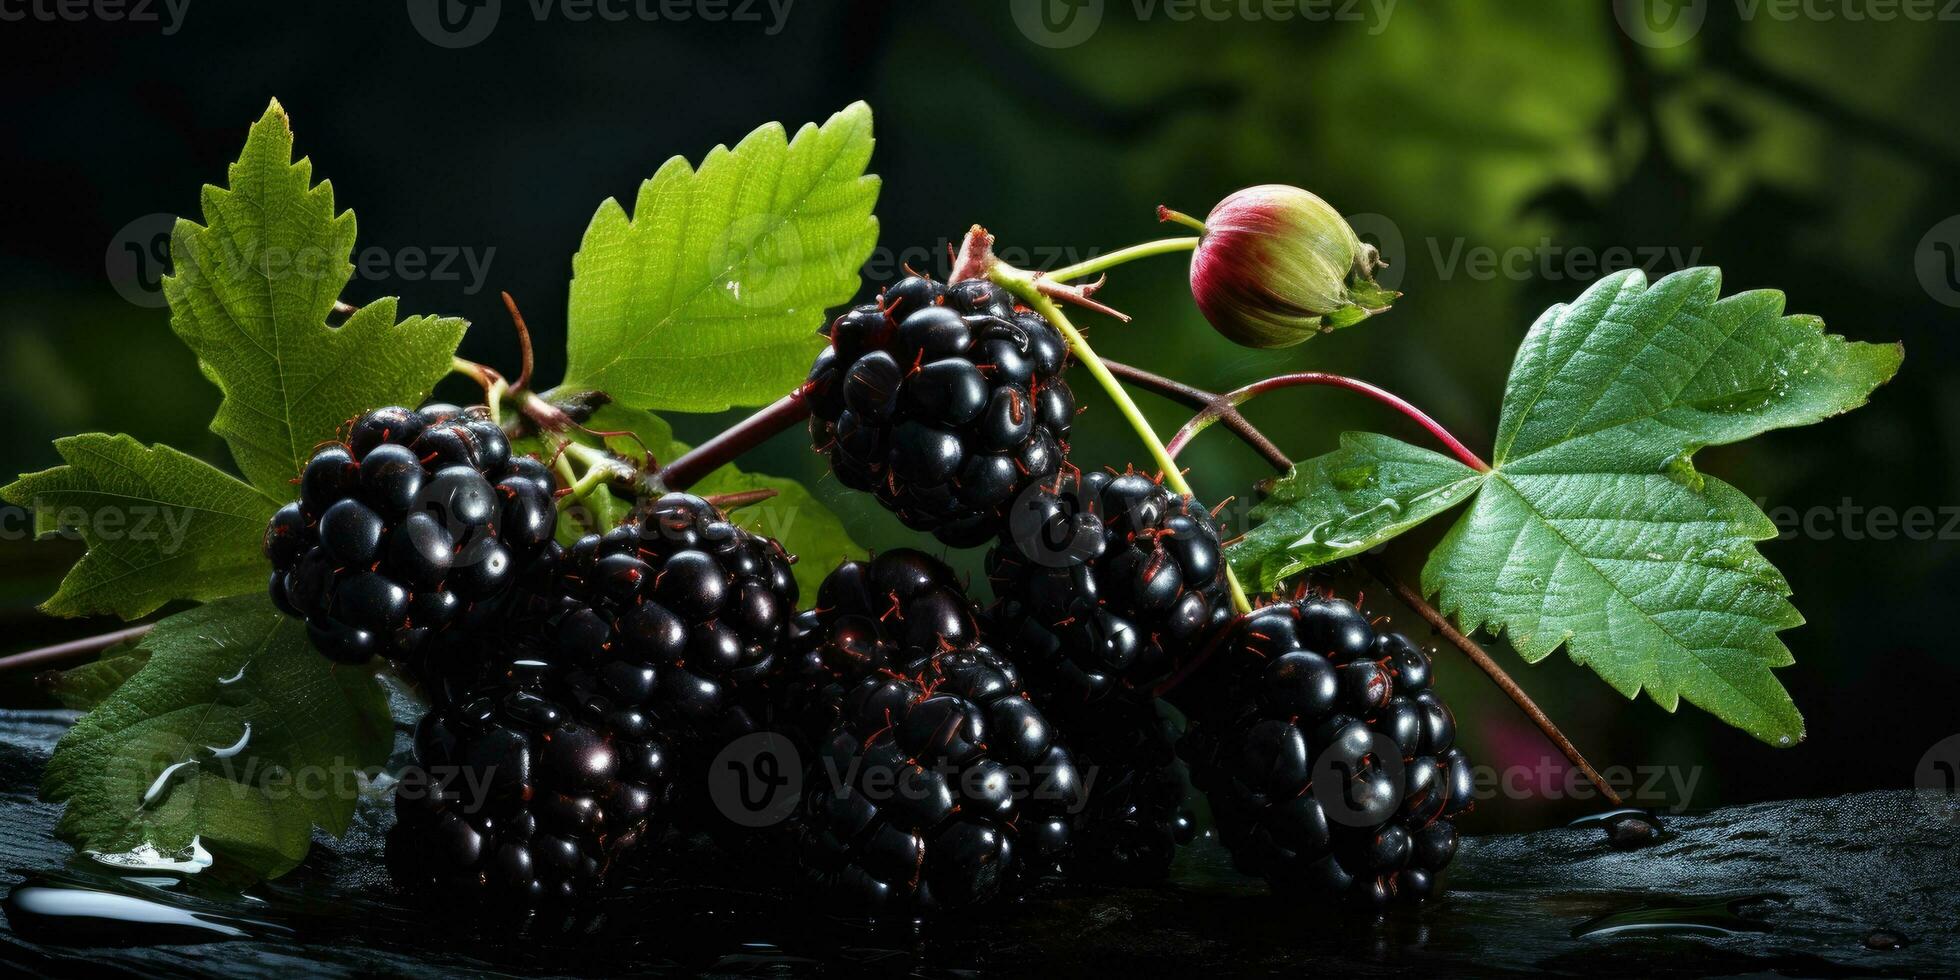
[0,623,156,675]
[701,487,780,511]
[650,389,812,493]
[1167,372,1490,472]
[1105,360,1291,471]
[1363,557,1624,807]
[498,292,536,392]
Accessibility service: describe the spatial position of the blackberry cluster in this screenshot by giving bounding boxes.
[1180,596,1472,906]
[387,656,675,917]
[987,469,1231,697]
[386,493,801,918]
[1052,693,1194,885]
[538,492,801,745]
[805,275,1075,547]
[792,550,1081,912]
[264,404,557,665]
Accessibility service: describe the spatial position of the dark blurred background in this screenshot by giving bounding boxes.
[0,1,1952,833]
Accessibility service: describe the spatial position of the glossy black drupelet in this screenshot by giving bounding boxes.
[1179,596,1471,907]
[1052,693,1194,885]
[541,493,800,747]
[805,275,1075,548]
[791,549,1082,913]
[387,656,674,917]
[987,469,1231,698]
[264,404,558,666]
[778,548,980,738]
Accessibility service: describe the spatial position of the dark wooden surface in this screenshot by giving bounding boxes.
[1,709,1954,977]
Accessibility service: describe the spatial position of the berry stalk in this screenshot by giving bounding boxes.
[0,623,156,676]
[985,251,1253,615]
[1044,236,1200,284]
[650,389,810,492]
[1166,372,1491,472]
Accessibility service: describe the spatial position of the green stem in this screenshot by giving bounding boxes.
[994,267,1252,615]
[1045,236,1200,283]
[1157,206,1209,234]
[557,464,612,511]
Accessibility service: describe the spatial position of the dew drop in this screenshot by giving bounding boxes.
[1330,464,1378,492]
[139,760,197,809]
[205,723,251,760]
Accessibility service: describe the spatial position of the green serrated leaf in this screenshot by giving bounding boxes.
[40,596,393,879]
[514,404,863,597]
[1230,432,1483,591]
[164,100,467,497]
[1228,268,1900,745]
[1435,268,1899,744]
[2,434,278,619]
[559,102,880,413]
[47,646,152,712]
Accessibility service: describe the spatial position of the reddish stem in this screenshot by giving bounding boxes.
[499,292,536,392]
[1362,557,1624,807]
[701,487,780,511]
[1166,372,1490,472]
[650,389,812,492]
[0,623,155,675]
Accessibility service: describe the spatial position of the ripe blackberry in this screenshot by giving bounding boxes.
[264,404,558,666]
[387,656,674,917]
[1052,692,1194,885]
[778,548,981,737]
[986,469,1231,698]
[805,275,1075,547]
[1179,595,1471,907]
[539,493,800,747]
[791,549,1082,913]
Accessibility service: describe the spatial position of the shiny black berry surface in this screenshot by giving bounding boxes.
[805,275,1075,547]
[987,469,1231,697]
[1053,692,1194,885]
[789,549,1081,912]
[264,404,558,666]
[1179,595,1471,907]
[387,656,674,920]
[538,493,800,745]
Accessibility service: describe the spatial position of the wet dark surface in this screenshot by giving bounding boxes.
[0,709,1955,978]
